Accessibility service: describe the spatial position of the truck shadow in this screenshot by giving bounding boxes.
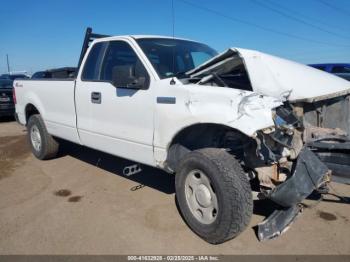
[57,140,289,218]
[58,140,175,194]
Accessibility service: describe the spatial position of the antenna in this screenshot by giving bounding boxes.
[170,0,176,85]
[171,0,175,39]
[6,54,10,73]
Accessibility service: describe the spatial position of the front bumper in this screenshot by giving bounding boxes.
[257,147,330,240]
[256,134,350,241]
[267,147,330,207]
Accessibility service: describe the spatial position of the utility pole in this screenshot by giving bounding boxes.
[6,54,10,73]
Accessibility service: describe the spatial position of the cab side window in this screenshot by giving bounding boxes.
[100,41,149,88]
[82,42,107,80]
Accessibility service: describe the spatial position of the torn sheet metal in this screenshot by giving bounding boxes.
[257,205,302,241]
[267,147,329,207]
[237,93,282,118]
[188,48,350,103]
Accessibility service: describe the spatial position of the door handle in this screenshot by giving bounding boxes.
[91,92,101,104]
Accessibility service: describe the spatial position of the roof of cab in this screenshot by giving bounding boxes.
[94,35,200,43]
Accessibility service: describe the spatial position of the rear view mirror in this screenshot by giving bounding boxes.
[112,65,147,89]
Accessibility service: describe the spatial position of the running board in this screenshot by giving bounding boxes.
[123,164,142,177]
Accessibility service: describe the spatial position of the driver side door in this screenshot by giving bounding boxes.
[75,40,156,166]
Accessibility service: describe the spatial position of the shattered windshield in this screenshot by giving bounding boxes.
[136,38,217,79]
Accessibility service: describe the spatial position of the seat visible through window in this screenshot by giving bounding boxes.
[101,41,142,81]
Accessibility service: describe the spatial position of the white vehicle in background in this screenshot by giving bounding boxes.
[14,28,350,244]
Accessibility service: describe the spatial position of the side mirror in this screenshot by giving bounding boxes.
[112,65,147,89]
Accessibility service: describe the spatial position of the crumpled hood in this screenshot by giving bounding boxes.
[188,48,350,103]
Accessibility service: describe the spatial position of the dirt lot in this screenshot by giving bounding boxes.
[0,119,349,255]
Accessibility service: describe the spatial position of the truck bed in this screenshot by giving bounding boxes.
[14,79,80,143]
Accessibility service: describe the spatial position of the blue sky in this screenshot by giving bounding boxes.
[1,0,349,74]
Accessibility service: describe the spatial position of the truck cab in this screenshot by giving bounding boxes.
[74,35,219,167]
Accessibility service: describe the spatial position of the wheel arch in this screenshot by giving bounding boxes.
[25,103,41,124]
[165,123,254,172]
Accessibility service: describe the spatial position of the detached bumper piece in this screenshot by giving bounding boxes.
[308,137,350,185]
[258,205,302,241]
[268,147,329,207]
[257,148,329,241]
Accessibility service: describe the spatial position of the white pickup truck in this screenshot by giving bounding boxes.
[14,28,350,243]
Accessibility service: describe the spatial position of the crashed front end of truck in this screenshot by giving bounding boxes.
[184,48,350,241]
[253,101,347,241]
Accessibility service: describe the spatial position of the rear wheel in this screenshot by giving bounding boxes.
[27,114,59,160]
[175,148,253,244]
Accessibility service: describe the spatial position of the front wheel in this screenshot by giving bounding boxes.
[27,114,59,160]
[175,148,253,244]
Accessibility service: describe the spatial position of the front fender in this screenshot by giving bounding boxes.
[153,81,282,164]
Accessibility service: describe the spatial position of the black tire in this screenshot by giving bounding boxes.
[27,114,59,160]
[175,148,253,244]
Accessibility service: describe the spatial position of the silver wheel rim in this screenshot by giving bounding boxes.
[184,169,219,224]
[30,125,42,152]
